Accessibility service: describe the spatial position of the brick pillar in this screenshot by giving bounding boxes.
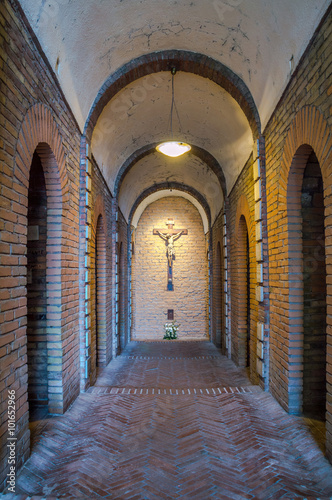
[223,206,230,357]
[253,136,270,390]
[111,198,119,357]
[95,216,107,366]
[79,137,93,390]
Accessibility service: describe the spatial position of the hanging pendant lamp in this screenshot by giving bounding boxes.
[156,68,191,158]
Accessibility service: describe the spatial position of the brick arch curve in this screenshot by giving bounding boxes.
[92,194,107,233]
[128,182,211,232]
[232,194,255,369]
[275,105,331,416]
[235,194,253,240]
[114,144,227,199]
[84,50,261,141]
[278,106,331,208]
[14,103,69,200]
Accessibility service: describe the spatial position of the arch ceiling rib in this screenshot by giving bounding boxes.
[85,50,260,140]
[92,71,253,197]
[118,152,222,225]
[130,188,210,234]
[114,144,226,198]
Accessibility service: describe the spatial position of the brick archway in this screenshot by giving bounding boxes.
[84,50,261,141]
[276,105,331,457]
[278,106,330,206]
[232,195,255,370]
[91,195,112,377]
[14,103,70,415]
[128,182,211,231]
[114,144,227,200]
[15,104,69,199]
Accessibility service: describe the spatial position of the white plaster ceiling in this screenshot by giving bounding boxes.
[131,190,209,234]
[92,72,251,197]
[19,0,329,131]
[18,0,330,226]
[118,151,223,224]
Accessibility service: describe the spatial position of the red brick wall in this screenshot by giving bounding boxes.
[227,183,260,384]
[0,0,81,488]
[132,197,208,340]
[264,8,332,459]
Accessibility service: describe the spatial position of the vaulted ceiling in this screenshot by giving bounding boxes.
[19,0,329,229]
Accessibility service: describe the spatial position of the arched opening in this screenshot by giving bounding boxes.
[25,141,64,429]
[27,151,48,422]
[95,215,107,367]
[301,151,326,421]
[131,196,208,340]
[287,144,327,449]
[215,242,222,348]
[237,215,250,369]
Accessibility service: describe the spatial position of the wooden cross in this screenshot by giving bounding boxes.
[153,218,188,291]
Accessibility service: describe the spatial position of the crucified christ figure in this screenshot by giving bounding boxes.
[153,220,188,291]
[156,230,185,267]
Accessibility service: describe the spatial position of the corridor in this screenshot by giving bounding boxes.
[11,341,332,499]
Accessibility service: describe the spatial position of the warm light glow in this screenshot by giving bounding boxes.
[156,141,191,157]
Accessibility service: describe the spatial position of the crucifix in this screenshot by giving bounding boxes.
[153,218,188,291]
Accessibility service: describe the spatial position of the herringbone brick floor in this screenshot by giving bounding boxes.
[6,341,332,499]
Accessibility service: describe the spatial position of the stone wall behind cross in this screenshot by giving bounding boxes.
[132,197,208,340]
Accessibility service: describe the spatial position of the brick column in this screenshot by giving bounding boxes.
[112,198,119,357]
[253,136,270,390]
[79,138,93,390]
[223,207,231,357]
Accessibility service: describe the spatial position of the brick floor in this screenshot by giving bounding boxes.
[5,341,332,499]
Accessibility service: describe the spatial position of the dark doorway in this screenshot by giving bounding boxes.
[301,151,326,421]
[27,151,48,422]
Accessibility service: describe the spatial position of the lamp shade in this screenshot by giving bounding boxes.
[156,141,191,157]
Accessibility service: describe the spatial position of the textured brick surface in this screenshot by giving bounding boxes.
[0,0,81,487]
[132,197,208,340]
[8,341,332,499]
[227,171,259,385]
[89,158,116,385]
[264,8,332,458]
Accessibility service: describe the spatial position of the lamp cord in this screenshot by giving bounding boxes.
[169,70,183,140]
[170,72,174,139]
